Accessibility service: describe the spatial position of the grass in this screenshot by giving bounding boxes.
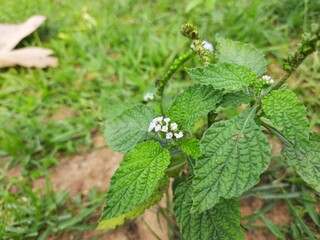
[0,0,319,239]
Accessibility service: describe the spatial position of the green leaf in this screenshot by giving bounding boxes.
[173,179,243,240]
[104,104,154,153]
[261,89,309,145]
[167,84,222,130]
[187,63,259,91]
[283,133,320,192]
[181,137,201,158]
[262,90,319,191]
[97,179,166,230]
[215,35,267,76]
[220,91,253,108]
[192,108,271,212]
[99,141,171,223]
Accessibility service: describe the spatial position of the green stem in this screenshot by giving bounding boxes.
[271,72,291,91]
[261,121,292,145]
[186,155,195,175]
[157,51,195,114]
[255,45,316,113]
[270,42,316,93]
[258,23,320,107]
[165,161,186,173]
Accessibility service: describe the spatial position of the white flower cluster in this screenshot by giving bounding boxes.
[148,117,183,139]
[143,92,154,101]
[261,75,274,85]
[190,40,214,52]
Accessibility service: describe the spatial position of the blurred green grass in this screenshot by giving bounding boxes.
[0,0,319,239]
[1,0,319,169]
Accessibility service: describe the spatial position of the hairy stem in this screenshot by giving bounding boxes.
[256,23,320,112]
[157,51,195,114]
[273,23,320,91]
[261,121,292,145]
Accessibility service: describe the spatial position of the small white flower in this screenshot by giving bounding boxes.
[148,122,156,132]
[170,122,178,131]
[155,124,161,132]
[164,118,170,123]
[148,116,182,139]
[262,75,270,81]
[202,40,214,51]
[190,40,214,52]
[161,125,168,132]
[174,131,183,139]
[261,75,274,85]
[166,132,173,139]
[143,92,154,101]
[155,116,163,122]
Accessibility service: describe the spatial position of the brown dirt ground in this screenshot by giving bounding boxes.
[5,135,291,240]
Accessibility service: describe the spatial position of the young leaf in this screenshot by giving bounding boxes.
[173,179,243,240]
[220,91,253,108]
[167,84,222,130]
[283,133,320,192]
[187,63,259,91]
[215,35,267,76]
[104,104,154,153]
[99,141,171,224]
[98,178,167,230]
[261,89,309,145]
[192,108,271,212]
[181,137,201,158]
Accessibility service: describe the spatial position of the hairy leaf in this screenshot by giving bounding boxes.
[168,84,222,130]
[181,137,201,158]
[174,179,243,240]
[192,108,271,212]
[98,178,167,230]
[215,35,267,76]
[104,104,154,153]
[221,91,253,108]
[100,141,170,223]
[261,89,309,145]
[262,90,319,191]
[284,133,320,192]
[187,63,259,91]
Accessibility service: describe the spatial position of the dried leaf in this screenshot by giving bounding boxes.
[0,47,58,68]
[0,16,46,52]
[0,15,58,68]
